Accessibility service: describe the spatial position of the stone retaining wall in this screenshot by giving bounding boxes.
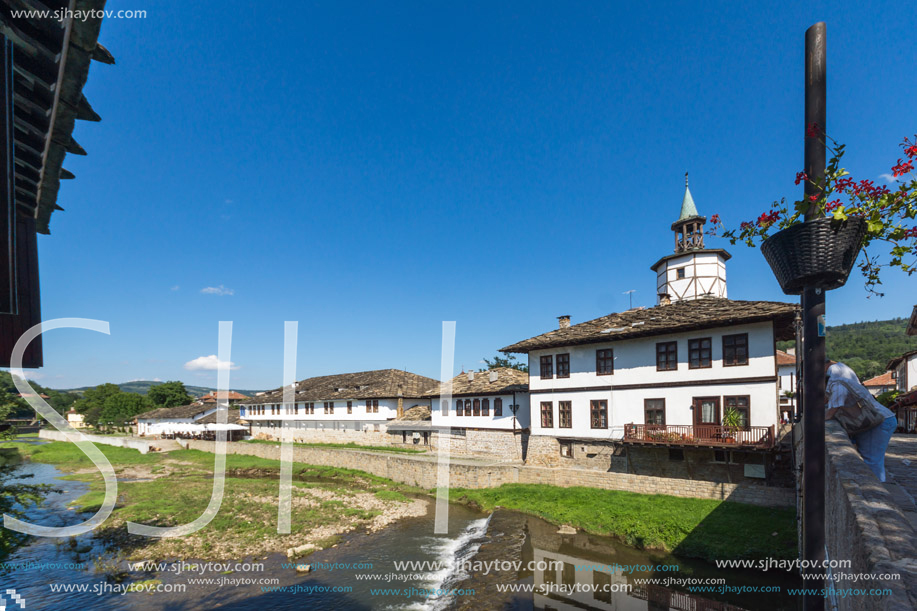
[39,429,153,454]
[184,439,793,507]
[824,421,917,611]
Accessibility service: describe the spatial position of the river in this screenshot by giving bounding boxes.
[1,459,800,610]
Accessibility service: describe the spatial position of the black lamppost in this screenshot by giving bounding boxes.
[801,21,827,611]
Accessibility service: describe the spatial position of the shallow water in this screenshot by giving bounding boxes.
[1,457,800,610]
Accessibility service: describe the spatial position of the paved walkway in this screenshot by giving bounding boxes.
[884,434,917,530]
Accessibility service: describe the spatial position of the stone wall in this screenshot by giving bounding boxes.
[39,429,153,454]
[525,434,786,485]
[184,439,794,507]
[250,423,390,446]
[823,421,917,611]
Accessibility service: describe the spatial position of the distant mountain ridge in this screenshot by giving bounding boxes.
[62,380,265,398]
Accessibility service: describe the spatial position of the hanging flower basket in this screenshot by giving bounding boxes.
[760,216,867,295]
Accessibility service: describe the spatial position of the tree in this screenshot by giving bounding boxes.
[147,381,192,408]
[481,354,529,373]
[73,383,123,429]
[99,392,150,428]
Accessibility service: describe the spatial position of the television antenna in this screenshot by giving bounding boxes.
[623,289,636,309]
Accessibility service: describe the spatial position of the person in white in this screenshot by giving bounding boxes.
[826,362,897,482]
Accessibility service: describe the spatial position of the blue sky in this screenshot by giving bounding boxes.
[25,1,917,390]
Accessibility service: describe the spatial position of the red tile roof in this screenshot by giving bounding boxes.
[776,350,796,367]
[863,371,895,388]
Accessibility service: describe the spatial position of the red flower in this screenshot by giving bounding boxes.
[710,214,721,225]
[794,171,808,185]
[825,200,842,212]
[808,194,819,202]
[835,177,854,192]
[806,122,820,139]
[892,158,914,178]
[740,221,752,231]
[904,227,917,239]
[902,136,917,158]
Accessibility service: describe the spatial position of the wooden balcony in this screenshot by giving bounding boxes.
[622,423,775,449]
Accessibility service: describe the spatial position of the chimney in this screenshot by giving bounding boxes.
[489,370,498,383]
[467,371,475,382]
[658,293,672,306]
[557,315,571,329]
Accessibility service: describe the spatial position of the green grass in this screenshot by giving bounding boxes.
[450,484,796,563]
[242,439,426,454]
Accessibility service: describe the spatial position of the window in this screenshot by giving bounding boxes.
[669,448,685,461]
[365,399,379,413]
[347,401,353,414]
[558,401,572,428]
[541,401,554,428]
[676,267,686,279]
[560,441,573,458]
[723,333,749,366]
[494,398,503,417]
[482,398,489,416]
[590,400,608,429]
[540,355,554,379]
[441,400,448,416]
[556,353,570,378]
[464,399,471,416]
[456,399,463,416]
[324,401,334,414]
[688,337,712,369]
[656,341,677,371]
[596,349,614,375]
[644,398,665,427]
[724,395,750,429]
[472,399,481,416]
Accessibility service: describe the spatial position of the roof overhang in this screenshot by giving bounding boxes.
[1,0,112,233]
[650,248,732,272]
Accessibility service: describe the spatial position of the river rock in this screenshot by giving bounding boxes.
[557,525,577,535]
[286,543,317,558]
[295,564,311,574]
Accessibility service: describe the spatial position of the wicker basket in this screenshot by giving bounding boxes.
[760,217,866,295]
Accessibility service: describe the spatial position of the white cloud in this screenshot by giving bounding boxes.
[880,173,911,184]
[171,285,180,291]
[200,285,234,296]
[184,355,239,371]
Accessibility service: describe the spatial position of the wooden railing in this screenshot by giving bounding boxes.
[623,423,775,448]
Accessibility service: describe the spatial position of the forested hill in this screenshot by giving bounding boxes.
[65,380,264,398]
[825,318,917,380]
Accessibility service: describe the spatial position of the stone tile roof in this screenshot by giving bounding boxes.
[136,403,209,421]
[199,391,250,402]
[863,371,896,388]
[424,367,528,397]
[501,298,798,353]
[196,409,244,425]
[242,369,439,406]
[776,350,796,367]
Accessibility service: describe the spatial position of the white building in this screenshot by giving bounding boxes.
[501,182,797,482]
[239,369,437,445]
[888,350,917,392]
[863,371,896,397]
[392,367,532,459]
[776,349,797,420]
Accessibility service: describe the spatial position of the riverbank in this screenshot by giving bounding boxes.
[6,440,428,560]
[450,484,797,562]
[6,438,797,563]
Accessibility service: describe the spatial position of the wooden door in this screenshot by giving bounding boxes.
[693,397,720,440]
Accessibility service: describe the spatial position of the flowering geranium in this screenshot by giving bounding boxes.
[709,127,917,296]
